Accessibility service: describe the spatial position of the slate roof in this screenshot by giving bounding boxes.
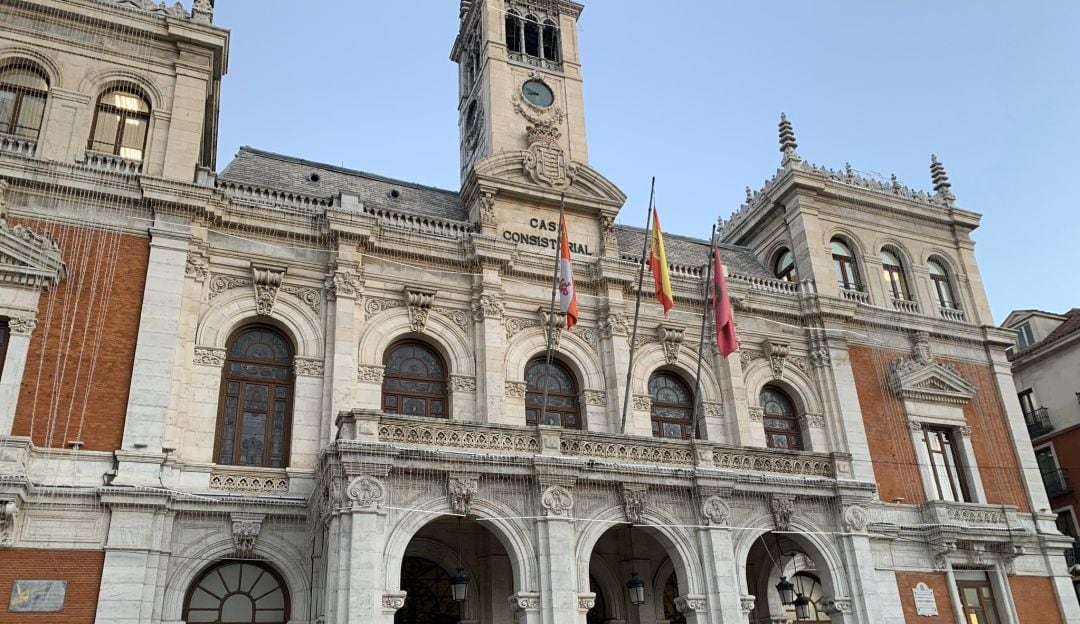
[1008,308,1080,361]
[218,147,770,277]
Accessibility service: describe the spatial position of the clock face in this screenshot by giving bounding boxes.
[522,80,554,108]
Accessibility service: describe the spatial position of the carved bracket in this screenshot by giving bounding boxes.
[764,339,790,380]
[230,513,264,557]
[0,500,18,547]
[771,494,795,532]
[541,484,574,517]
[622,485,648,525]
[251,266,285,316]
[405,287,437,333]
[658,325,685,365]
[448,474,479,516]
[347,475,387,509]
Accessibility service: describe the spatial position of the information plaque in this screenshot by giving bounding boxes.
[8,580,67,613]
[912,581,938,616]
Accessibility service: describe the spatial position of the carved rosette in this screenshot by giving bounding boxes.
[6,317,36,335]
[841,504,868,533]
[748,406,764,422]
[358,365,386,383]
[622,485,648,525]
[230,514,264,557]
[472,293,504,320]
[771,494,795,532]
[505,381,527,399]
[252,267,285,316]
[448,475,479,516]
[0,501,17,547]
[541,485,573,517]
[194,347,226,367]
[701,495,731,527]
[294,358,325,377]
[382,591,408,613]
[347,475,387,509]
[450,375,477,393]
[405,288,436,333]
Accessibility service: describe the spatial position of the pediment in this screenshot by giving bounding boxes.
[889,358,976,405]
[0,219,66,290]
[471,152,627,208]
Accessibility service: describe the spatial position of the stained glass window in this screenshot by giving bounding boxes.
[184,561,289,624]
[649,372,694,440]
[525,358,581,429]
[383,341,448,418]
[760,387,803,450]
[216,326,292,468]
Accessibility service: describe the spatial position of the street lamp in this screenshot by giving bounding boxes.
[775,576,795,605]
[451,568,470,602]
[793,592,811,620]
[625,572,645,606]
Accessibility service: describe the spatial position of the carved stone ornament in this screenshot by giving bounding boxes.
[931,540,957,571]
[801,412,825,429]
[448,475,479,516]
[821,596,852,615]
[771,494,795,532]
[541,485,573,517]
[357,365,386,383]
[6,317,36,336]
[251,266,285,316]
[0,501,17,547]
[328,270,359,299]
[598,311,628,338]
[191,0,214,23]
[632,394,652,411]
[659,325,685,365]
[622,485,648,525]
[405,287,436,333]
[674,595,707,614]
[294,358,324,376]
[472,293,504,320]
[577,594,596,612]
[842,504,868,533]
[701,495,731,527]
[231,514,264,557]
[478,189,497,231]
[509,592,542,613]
[364,296,403,317]
[347,475,387,509]
[185,253,208,281]
[382,591,407,612]
[600,215,619,256]
[523,119,574,190]
[450,375,477,392]
[739,594,756,614]
[193,346,226,366]
[538,307,566,350]
[582,389,606,406]
[701,402,723,419]
[764,340,790,380]
[505,381,527,399]
[808,336,831,368]
[890,355,976,405]
[748,406,764,422]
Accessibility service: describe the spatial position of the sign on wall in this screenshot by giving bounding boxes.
[912,581,938,616]
[8,580,67,613]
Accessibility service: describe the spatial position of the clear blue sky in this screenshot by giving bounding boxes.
[214,2,1079,323]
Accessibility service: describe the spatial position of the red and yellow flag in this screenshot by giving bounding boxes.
[647,208,674,315]
[558,213,579,328]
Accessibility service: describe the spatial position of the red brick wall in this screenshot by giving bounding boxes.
[894,572,957,622]
[1010,575,1065,623]
[0,549,104,623]
[849,346,1031,511]
[10,222,148,451]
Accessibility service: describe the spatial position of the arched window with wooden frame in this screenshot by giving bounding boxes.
[649,371,694,440]
[88,85,150,161]
[928,257,957,310]
[760,386,803,450]
[774,248,797,282]
[183,561,289,624]
[215,326,293,468]
[880,247,912,301]
[0,63,49,140]
[831,238,862,291]
[382,340,449,419]
[525,357,581,428]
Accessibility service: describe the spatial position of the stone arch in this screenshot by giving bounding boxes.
[733,512,850,601]
[399,536,482,622]
[587,553,627,623]
[80,68,163,110]
[742,358,822,417]
[762,239,794,279]
[0,46,63,89]
[196,288,323,359]
[382,495,537,594]
[358,308,474,376]
[504,326,604,390]
[161,528,310,622]
[630,343,722,404]
[821,227,867,259]
[575,505,705,598]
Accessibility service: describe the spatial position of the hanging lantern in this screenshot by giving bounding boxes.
[775,576,795,605]
[451,567,470,602]
[793,593,811,620]
[626,571,646,605]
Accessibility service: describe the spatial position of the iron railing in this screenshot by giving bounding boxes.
[1024,407,1053,437]
[1042,468,1072,498]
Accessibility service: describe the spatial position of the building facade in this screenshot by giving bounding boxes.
[1002,308,1080,603]
[0,1,1077,623]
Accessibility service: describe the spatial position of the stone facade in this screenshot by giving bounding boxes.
[0,1,1077,623]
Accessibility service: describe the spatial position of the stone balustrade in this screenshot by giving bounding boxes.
[840,288,870,304]
[354,412,848,479]
[728,273,803,295]
[83,150,142,175]
[0,134,37,158]
[891,298,920,313]
[939,307,967,322]
[217,180,332,212]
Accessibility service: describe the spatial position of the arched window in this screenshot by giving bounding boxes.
[663,572,687,624]
[649,371,693,440]
[382,341,448,418]
[215,326,293,468]
[525,357,581,428]
[760,387,803,450]
[523,15,541,58]
[928,258,956,310]
[830,239,861,291]
[183,561,289,624]
[880,248,911,300]
[89,86,150,161]
[542,19,560,62]
[0,64,48,139]
[396,556,461,624]
[784,572,831,622]
[586,575,608,624]
[505,10,523,53]
[774,248,797,282]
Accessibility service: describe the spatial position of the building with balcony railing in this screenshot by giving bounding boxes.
[0,1,1077,623]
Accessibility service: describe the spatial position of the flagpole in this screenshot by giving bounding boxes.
[619,177,656,435]
[539,193,566,426]
[691,223,717,439]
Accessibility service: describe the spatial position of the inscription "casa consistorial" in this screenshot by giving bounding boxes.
[503,218,592,255]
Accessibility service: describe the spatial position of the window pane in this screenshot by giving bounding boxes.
[831,240,851,256]
[524,17,540,56]
[219,396,238,464]
[222,594,254,620]
[0,67,48,91]
[102,90,148,113]
[15,93,45,137]
[403,397,427,415]
[240,412,266,465]
[0,90,15,133]
[91,110,120,152]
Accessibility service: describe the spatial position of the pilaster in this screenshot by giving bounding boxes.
[472,269,506,425]
[325,250,362,443]
[0,316,35,435]
[537,482,579,624]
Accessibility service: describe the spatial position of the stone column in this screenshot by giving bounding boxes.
[472,274,506,425]
[813,329,876,483]
[831,507,882,623]
[115,221,190,485]
[537,483,579,624]
[325,257,361,443]
[94,493,173,624]
[0,316,36,435]
[339,474,391,623]
[694,517,744,623]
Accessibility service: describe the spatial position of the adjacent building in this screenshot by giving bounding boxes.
[0,0,1077,623]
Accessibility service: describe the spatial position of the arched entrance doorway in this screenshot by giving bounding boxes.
[395,556,461,624]
[183,560,289,623]
[746,534,835,622]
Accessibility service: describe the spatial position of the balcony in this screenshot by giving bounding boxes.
[840,288,870,304]
[82,150,142,175]
[1024,407,1054,437]
[1042,468,1072,498]
[891,298,920,313]
[0,133,37,158]
[939,307,967,322]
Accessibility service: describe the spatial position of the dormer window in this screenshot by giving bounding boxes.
[1015,322,1035,350]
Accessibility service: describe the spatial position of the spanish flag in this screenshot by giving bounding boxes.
[647,208,674,315]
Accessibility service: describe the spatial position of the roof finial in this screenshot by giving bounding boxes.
[930,154,955,203]
[745,186,753,204]
[459,0,472,19]
[778,113,801,165]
